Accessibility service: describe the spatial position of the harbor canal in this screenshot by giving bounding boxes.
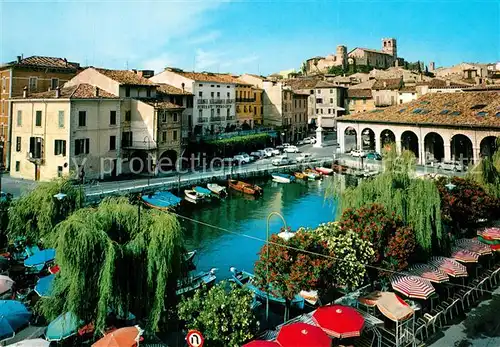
[179,175,357,280]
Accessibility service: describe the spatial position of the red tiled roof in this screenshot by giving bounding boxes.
[157,83,192,95]
[94,68,156,86]
[167,69,238,83]
[347,89,373,98]
[339,91,500,128]
[372,78,402,90]
[425,78,471,89]
[4,56,80,71]
[285,77,322,90]
[140,99,184,109]
[11,84,118,99]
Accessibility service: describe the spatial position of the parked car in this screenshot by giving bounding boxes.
[296,153,313,163]
[366,152,382,160]
[282,143,291,148]
[283,145,300,153]
[264,148,274,157]
[438,161,464,172]
[223,157,235,166]
[309,137,317,144]
[250,151,264,159]
[237,153,253,163]
[300,138,312,144]
[351,149,367,158]
[276,145,284,150]
[271,148,281,155]
[272,156,291,166]
[233,155,248,164]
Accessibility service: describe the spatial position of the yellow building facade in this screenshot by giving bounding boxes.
[235,81,263,128]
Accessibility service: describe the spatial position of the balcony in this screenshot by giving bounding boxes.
[210,116,225,122]
[236,98,256,103]
[198,99,209,105]
[210,99,225,105]
[226,115,236,121]
[26,152,44,165]
[197,117,208,123]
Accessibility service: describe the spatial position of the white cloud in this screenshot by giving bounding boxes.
[187,30,221,45]
[195,49,225,71]
[141,54,173,73]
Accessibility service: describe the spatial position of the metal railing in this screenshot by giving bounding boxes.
[210,116,225,122]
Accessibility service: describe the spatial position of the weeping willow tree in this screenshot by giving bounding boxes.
[8,177,82,244]
[327,144,442,254]
[37,197,184,332]
[467,138,500,199]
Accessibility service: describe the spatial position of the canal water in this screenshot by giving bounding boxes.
[178,176,354,280]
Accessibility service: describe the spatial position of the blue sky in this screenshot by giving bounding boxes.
[1,0,498,75]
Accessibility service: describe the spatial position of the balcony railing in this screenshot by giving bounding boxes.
[226,115,236,120]
[236,98,256,102]
[197,117,209,123]
[210,116,225,122]
[198,98,235,105]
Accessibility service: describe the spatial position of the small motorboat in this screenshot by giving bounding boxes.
[193,186,212,198]
[207,183,227,197]
[303,168,321,180]
[228,180,263,196]
[315,167,333,175]
[294,172,307,180]
[184,250,197,263]
[229,267,304,309]
[272,173,296,184]
[332,163,349,173]
[184,189,209,204]
[142,191,182,210]
[176,268,217,296]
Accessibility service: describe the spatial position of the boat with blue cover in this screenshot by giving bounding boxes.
[142,191,181,210]
[272,173,296,184]
[185,187,211,204]
[229,267,304,309]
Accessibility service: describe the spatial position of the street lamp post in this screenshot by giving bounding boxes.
[265,211,287,324]
[144,136,151,187]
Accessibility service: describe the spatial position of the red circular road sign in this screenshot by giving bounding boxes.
[186,330,204,347]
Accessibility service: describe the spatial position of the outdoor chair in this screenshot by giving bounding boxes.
[413,321,427,343]
[421,312,442,336]
[476,277,490,297]
[443,297,462,321]
[487,266,500,287]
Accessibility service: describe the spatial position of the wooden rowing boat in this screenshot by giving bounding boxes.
[228,180,263,196]
[294,172,307,180]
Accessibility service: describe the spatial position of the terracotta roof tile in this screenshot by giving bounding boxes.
[284,77,322,90]
[157,83,192,95]
[168,69,238,84]
[94,68,156,86]
[372,78,402,90]
[315,80,339,88]
[399,86,416,93]
[349,79,376,90]
[339,91,500,129]
[347,89,373,98]
[349,47,393,56]
[140,99,185,109]
[423,78,472,89]
[5,56,80,71]
[11,84,118,99]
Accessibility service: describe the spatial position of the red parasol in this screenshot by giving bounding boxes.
[242,341,281,347]
[456,239,492,256]
[92,326,143,347]
[407,263,449,283]
[276,323,330,347]
[391,274,435,300]
[451,247,479,263]
[312,305,364,339]
[478,227,500,241]
[429,257,468,277]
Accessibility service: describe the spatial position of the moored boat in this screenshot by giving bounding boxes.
[315,167,333,175]
[229,267,304,309]
[272,173,296,184]
[141,191,182,210]
[303,168,321,180]
[207,183,227,197]
[193,186,212,198]
[184,250,197,263]
[294,172,307,180]
[228,180,263,196]
[184,189,209,204]
[176,268,217,296]
[332,163,349,173]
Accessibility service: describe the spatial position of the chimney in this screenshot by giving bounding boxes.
[95,86,100,97]
[17,56,22,63]
[64,58,68,67]
[23,86,27,98]
[131,69,137,74]
[383,81,387,88]
[445,80,451,86]
[181,82,185,92]
[429,62,435,71]
[55,86,61,98]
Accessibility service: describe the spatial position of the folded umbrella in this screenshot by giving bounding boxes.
[46,312,82,342]
[276,323,330,347]
[92,325,143,347]
[24,249,55,268]
[0,300,32,342]
[0,275,14,295]
[6,339,50,347]
[35,274,55,297]
[312,304,364,339]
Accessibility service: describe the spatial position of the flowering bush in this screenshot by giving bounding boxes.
[339,204,416,271]
[437,177,500,233]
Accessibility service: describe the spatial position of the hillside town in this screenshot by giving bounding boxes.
[1,6,500,347]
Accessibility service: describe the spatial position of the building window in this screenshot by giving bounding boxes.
[110,110,116,125]
[216,108,221,116]
[161,111,167,123]
[78,111,86,127]
[328,109,331,114]
[146,88,151,98]
[29,137,42,158]
[217,85,220,88]
[29,77,37,91]
[1,77,5,91]
[243,106,247,112]
[316,108,319,114]
[125,111,131,122]
[109,136,116,151]
[17,110,22,126]
[316,98,323,104]
[58,111,64,128]
[236,106,240,113]
[227,92,230,98]
[211,109,214,117]
[211,92,214,98]
[254,106,257,114]
[51,78,59,90]
[125,86,131,97]
[35,110,42,126]
[198,109,202,119]
[75,139,90,155]
[173,130,178,141]
[211,85,214,87]
[199,84,203,87]
[317,89,321,94]
[199,91,203,97]
[122,132,133,147]
[226,108,230,118]
[320,109,324,114]
[310,90,314,94]
[57,166,63,177]
[54,140,66,156]
[217,92,220,98]
[173,113,178,122]
[16,136,21,152]
[162,131,167,143]
[15,161,20,172]
[330,98,333,103]
[330,89,333,94]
